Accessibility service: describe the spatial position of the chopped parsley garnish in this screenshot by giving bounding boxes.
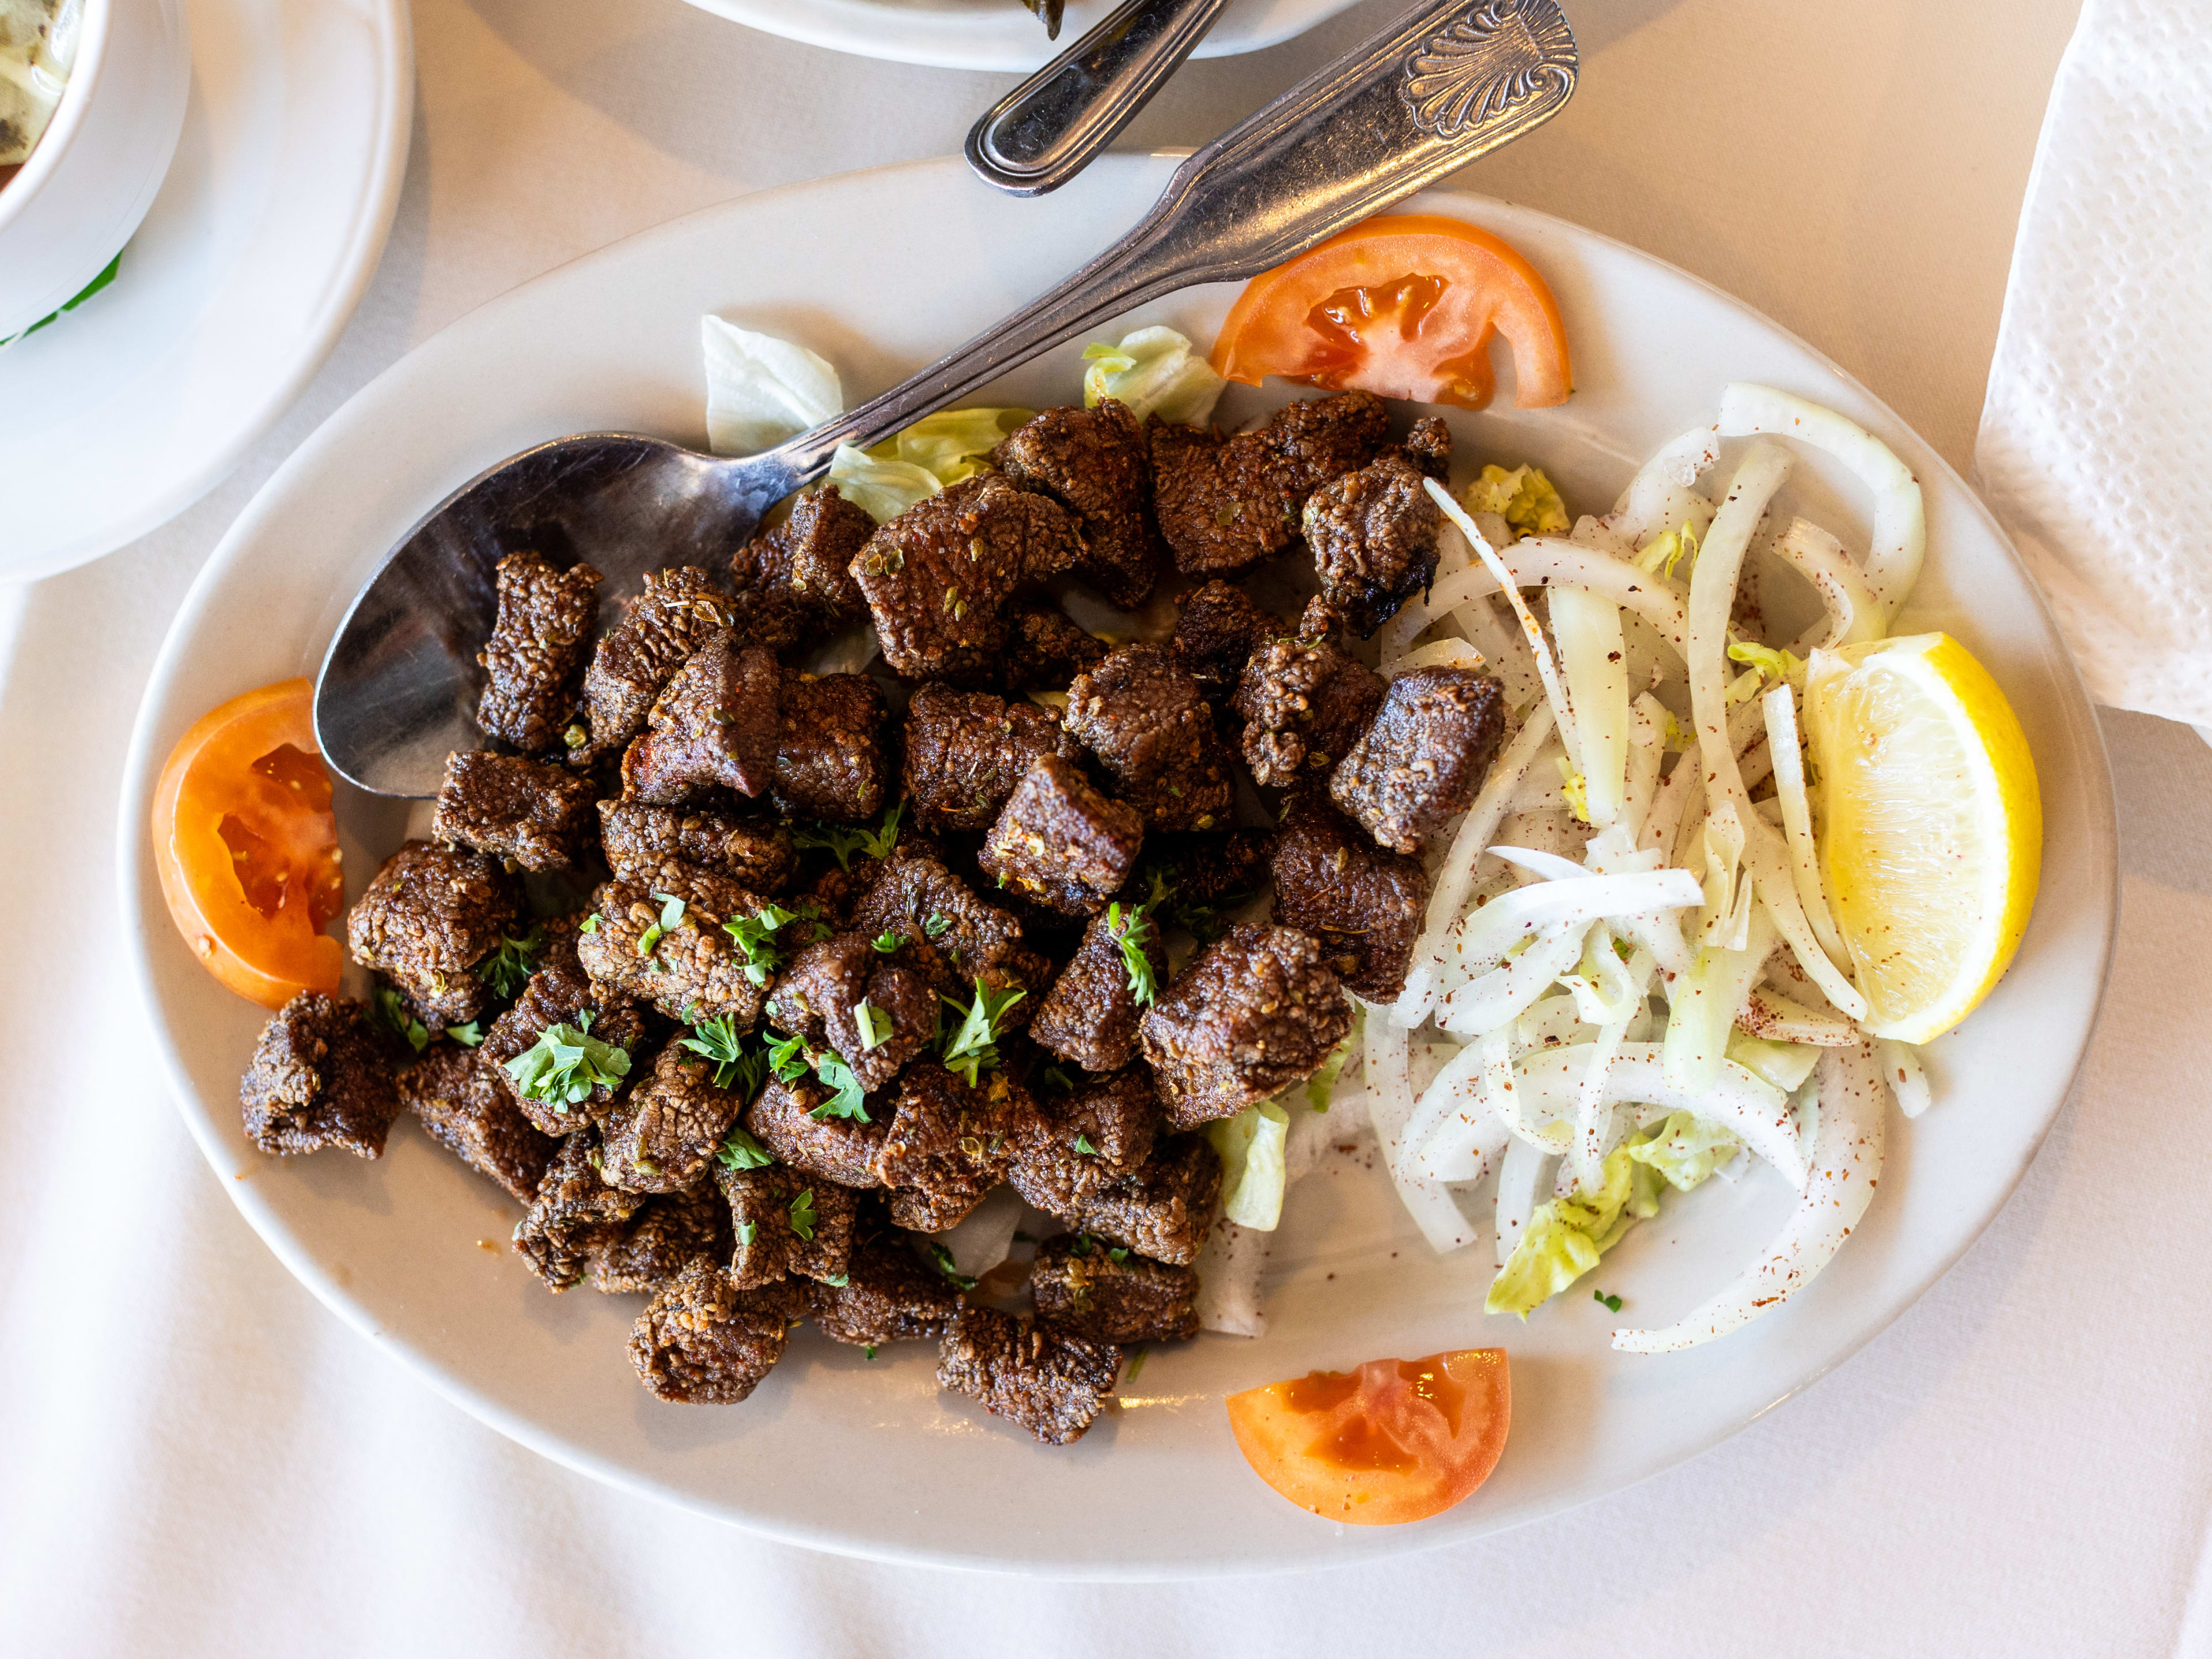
[1108,874,1166,1005]
[929,1242,978,1290]
[788,1188,817,1241]
[767,1032,811,1083]
[924,912,952,940]
[1123,1346,1147,1383]
[736,1221,758,1247]
[1074,1134,1100,1157]
[1041,1063,1076,1094]
[579,912,600,934]
[820,1272,850,1289]
[940,976,1025,1087]
[853,999,891,1052]
[679,1011,755,1090]
[870,931,904,954]
[445,1020,483,1048]
[716,1126,774,1171]
[863,1345,877,1361]
[373,986,430,1053]
[1593,1289,1624,1313]
[1110,1246,1128,1263]
[809,1052,869,1122]
[724,902,800,986]
[502,1012,630,1110]
[792,802,903,871]
[635,893,686,958]
[477,925,546,999]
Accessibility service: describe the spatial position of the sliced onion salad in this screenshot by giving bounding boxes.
[1338,389,1932,1352]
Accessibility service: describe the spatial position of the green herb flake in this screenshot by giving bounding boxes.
[1041,1064,1076,1094]
[1108,1247,1129,1263]
[477,925,546,999]
[788,1188,818,1241]
[1108,887,1161,1006]
[679,1012,756,1090]
[579,912,601,934]
[853,999,891,1052]
[767,1032,812,1084]
[501,1010,631,1109]
[863,1345,878,1361]
[929,1242,978,1291]
[716,1127,775,1172]
[445,1021,484,1048]
[820,1272,850,1289]
[871,931,904,954]
[925,912,952,940]
[736,1221,758,1247]
[1593,1289,1624,1313]
[940,976,1026,1087]
[373,987,430,1053]
[792,802,903,872]
[1074,1134,1100,1157]
[808,1052,870,1122]
[1123,1346,1147,1384]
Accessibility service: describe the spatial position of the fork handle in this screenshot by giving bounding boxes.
[760,0,1577,487]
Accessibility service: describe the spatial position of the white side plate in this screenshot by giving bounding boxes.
[118,155,2118,1578]
[0,0,411,581]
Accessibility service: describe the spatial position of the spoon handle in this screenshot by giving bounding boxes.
[967,0,1232,198]
[767,0,1576,481]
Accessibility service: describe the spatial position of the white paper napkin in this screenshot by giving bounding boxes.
[1974,0,2212,729]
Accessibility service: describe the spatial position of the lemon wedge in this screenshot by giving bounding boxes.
[1804,633,2041,1044]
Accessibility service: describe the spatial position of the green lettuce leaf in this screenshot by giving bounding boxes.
[1622,1109,1743,1190]
[1463,463,1570,537]
[1081,325,1226,424]
[827,408,1033,523]
[1722,1029,1821,1093]
[1206,1099,1290,1230]
[701,317,843,456]
[1485,1136,1665,1318]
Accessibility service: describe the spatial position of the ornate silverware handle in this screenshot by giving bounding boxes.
[768,0,1575,480]
[967,0,1234,198]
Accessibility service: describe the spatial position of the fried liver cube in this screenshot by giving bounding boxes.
[399,1040,558,1200]
[1063,1134,1221,1266]
[903,683,1080,834]
[627,1259,800,1403]
[1002,603,1108,693]
[1232,636,1385,789]
[744,1075,889,1188]
[620,634,783,804]
[1028,906,1166,1074]
[1138,923,1351,1128]
[728,483,873,653]
[992,400,1165,608]
[513,1131,644,1290]
[1062,643,1235,832]
[1170,579,1285,700]
[717,1162,858,1287]
[475,550,601,755]
[765,931,939,1093]
[1149,391,1391,578]
[430,749,600,872]
[575,877,772,1026]
[572,566,736,767]
[979,754,1145,918]
[936,1305,1120,1446]
[593,1183,734,1295]
[807,1219,961,1346]
[849,474,1082,684]
[771,672,892,822]
[1031,1233,1200,1344]
[1269,793,1430,1000]
[346,840,521,1028]
[598,1042,746,1194]
[240,993,400,1159]
[1329,666,1507,853]
[1303,449,1447,639]
[480,918,651,1136]
[597,798,797,895]
[874,1062,1024,1233]
[1006,1066,1160,1215]
[849,847,1049,1022]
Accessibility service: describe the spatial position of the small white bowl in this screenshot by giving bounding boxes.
[0,0,191,340]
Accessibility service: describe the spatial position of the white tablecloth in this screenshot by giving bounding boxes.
[10,0,2212,1652]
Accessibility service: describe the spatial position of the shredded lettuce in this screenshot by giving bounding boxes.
[1486,1141,1663,1317]
[1081,325,1226,424]
[1635,521,1699,578]
[701,317,843,457]
[1207,1099,1291,1230]
[824,407,1032,524]
[1726,638,1805,690]
[1724,1028,1821,1093]
[1306,1009,1363,1112]
[1623,1109,1741,1190]
[1464,464,1571,537]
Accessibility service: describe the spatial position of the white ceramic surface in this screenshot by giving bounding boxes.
[687,0,1362,70]
[0,0,191,338]
[0,0,410,580]
[119,154,2118,1578]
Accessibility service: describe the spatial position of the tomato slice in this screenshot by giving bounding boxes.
[1211,215,1571,410]
[1225,1348,1509,1525]
[151,679,346,1010]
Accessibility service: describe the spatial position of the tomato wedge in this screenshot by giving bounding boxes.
[1211,215,1571,410]
[151,679,346,1010]
[1226,1348,1509,1525]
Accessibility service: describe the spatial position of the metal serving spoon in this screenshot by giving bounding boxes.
[317,0,1579,798]
[967,0,1233,196]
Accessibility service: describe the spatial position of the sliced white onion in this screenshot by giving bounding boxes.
[1740,982,1858,1046]
[1761,682,1852,970]
[1493,1137,1552,1270]
[1362,999,1479,1252]
[1437,920,1593,1038]
[1391,636,1487,676]
[1771,517,1885,652]
[1413,536,1694,662]
[1661,898,1777,1094]
[1604,424,1721,548]
[1612,1039,1885,1352]
[1192,1218,1270,1338]
[1391,707,1558,1028]
[1719,383,1925,619]
[1448,868,1703,972]
[1622,694,1665,844]
[1551,586,1630,827]
[1876,1037,1932,1119]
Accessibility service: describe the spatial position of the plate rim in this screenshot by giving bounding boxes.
[115,153,2122,1578]
[675,0,1363,70]
[3,0,414,582]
